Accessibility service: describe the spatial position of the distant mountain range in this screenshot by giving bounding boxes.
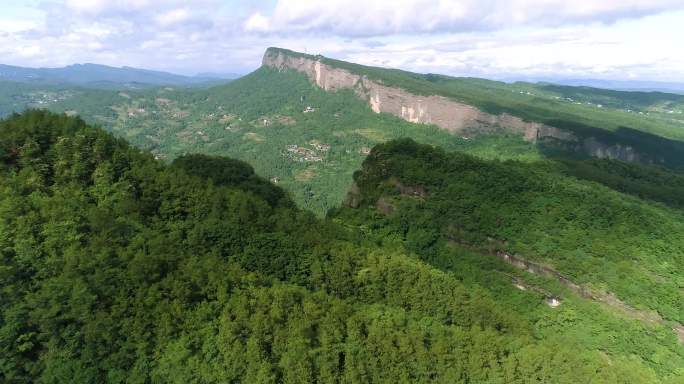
[553,79,684,94]
[195,71,243,80]
[0,63,241,89]
[501,77,684,94]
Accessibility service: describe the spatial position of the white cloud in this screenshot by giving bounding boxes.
[243,0,684,36]
[155,8,190,26]
[0,0,681,82]
[332,17,684,81]
[244,12,270,32]
[65,0,164,15]
[0,20,38,33]
[17,45,42,58]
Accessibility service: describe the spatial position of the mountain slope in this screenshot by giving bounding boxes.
[1,111,683,383]
[536,78,684,94]
[332,138,684,330]
[42,67,541,214]
[4,47,684,216]
[0,63,231,89]
[263,47,684,167]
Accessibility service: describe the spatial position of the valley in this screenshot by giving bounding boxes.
[3,48,684,216]
[2,110,684,383]
[2,47,684,383]
[4,0,684,381]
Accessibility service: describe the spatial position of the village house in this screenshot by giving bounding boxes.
[310,142,331,151]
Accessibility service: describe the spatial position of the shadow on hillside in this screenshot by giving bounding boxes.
[538,121,684,169]
[538,84,684,107]
[533,122,684,210]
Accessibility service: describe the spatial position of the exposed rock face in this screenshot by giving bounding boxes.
[262,48,656,164]
[375,197,395,215]
[343,182,361,208]
[675,324,684,345]
[495,250,684,343]
[263,48,571,142]
[582,137,640,162]
[389,177,427,199]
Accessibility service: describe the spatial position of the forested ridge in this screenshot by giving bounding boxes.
[1,111,683,383]
[333,139,684,324]
[39,67,542,215]
[4,57,681,215]
[269,48,684,145]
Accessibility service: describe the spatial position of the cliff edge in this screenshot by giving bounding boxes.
[262,47,573,142]
[262,47,659,164]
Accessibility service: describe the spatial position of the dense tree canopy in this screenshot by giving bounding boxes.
[1,112,682,383]
[334,139,684,323]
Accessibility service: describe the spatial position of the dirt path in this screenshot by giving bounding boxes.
[493,250,684,345]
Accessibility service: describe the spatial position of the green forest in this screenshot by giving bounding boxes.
[41,67,544,215]
[2,48,684,383]
[332,139,684,323]
[2,53,684,215]
[269,48,684,141]
[3,110,684,383]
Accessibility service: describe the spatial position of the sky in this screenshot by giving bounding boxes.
[1,0,683,82]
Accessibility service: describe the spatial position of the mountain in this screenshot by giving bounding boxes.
[529,78,684,94]
[333,138,684,327]
[36,66,539,214]
[261,47,684,167]
[0,63,231,89]
[3,47,684,216]
[2,110,683,383]
[194,71,242,80]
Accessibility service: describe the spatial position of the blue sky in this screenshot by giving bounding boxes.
[1,0,683,82]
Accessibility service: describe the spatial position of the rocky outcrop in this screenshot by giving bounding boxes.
[493,250,683,334]
[262,48,572,143]
[675,324,684,345]
[263,48,666,164]
[389,177,427,199]
[375,197,395,215]
[581,137,641,162]
[343,182,362,208]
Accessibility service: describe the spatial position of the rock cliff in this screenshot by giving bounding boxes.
[263,48,568,140]
[262,48,645,163]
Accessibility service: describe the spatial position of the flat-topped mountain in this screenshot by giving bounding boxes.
[3,47,684,215]
[262,48,565,140]
[2,49,684,382]
[263,47,684,167]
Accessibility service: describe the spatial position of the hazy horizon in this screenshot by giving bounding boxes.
[5,53,684,91]
[2,1,683,82]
